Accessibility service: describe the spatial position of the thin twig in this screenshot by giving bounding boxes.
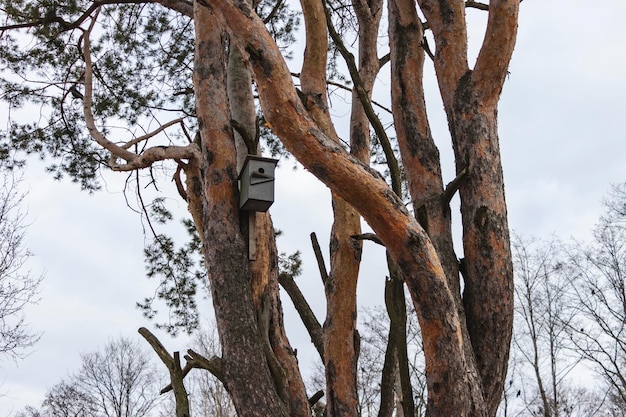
[441,166,468,206]
[351,233,385,246]
[322,0,402,195]
[465,1,489,11]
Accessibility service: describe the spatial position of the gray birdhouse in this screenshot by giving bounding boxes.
[239,155,279,212]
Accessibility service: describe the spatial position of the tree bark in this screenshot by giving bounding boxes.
[200,0,519,415]
[206,3,484,415]
[138,328,191,417]
[227,42,256,172]
[298,0,364,414]
[193,4,288,416]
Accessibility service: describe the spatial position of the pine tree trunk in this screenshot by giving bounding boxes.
[194,5,289,416]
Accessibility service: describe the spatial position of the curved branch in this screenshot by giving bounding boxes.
[207,2,479,413]
[122,118,185,149]
[465,1,488,10]
[82,16,199,171]
[110,144,201,171]
[185,349,224,381]
[351,233,384,246]
[278,273,324,360]
[323,0,402,195]
[441,166,467,206]
[0,0,193,32]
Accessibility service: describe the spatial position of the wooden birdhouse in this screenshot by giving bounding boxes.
[239,155,278,212]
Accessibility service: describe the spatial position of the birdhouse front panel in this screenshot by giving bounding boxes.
[239,155,278,212]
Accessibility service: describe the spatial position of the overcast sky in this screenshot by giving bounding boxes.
[2,1,626,415]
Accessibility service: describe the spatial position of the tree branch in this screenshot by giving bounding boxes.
[278,273,324,360]
[185,349,224,382]
[465,1,488,10]
[323,0,402,195]
[0,0,193,32]
[138,327,191,417]
[231,118,257,154]
[81,15,200,171]
[310,232,328,285]
[308,390,324,406]
[441,166,467,206]
[158,348,225,394]
[262,0,285,23]
[291,72,392,114]
[378,52,390,68]
[327,80,392,114]
[421,36,435,61]
[122,118,185,149]
[351,233,384,246]
[138,327,174,367]
[173,163,188,201]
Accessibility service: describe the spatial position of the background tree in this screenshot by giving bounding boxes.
[17,337,163,417]
[565,184,626,414]
[30,380,97,417]
[495,186,626,417]
[357,304,428,417]
[78,337,163,417]
[503,236,580,417]
[186,324,235,417]
[0,0,521,416]
[0,170,41,360]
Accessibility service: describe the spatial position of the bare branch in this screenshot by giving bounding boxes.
[441,166,468,206]
[378,52,390,68]
[291,72,392,114]
[173,164,188,201]
[138,327,191,417]
[185,349,224,382]
[110,144,201,171]
[310,232,328,284]
[159,348,225,394]
[278,273,324,360]
[465,1,488,11]
[323,0,402,195]
[231,119,257,154]
[138,327,175,368]
[326,80,392,114]
[81,15,200,171]
[308,390,324,406]
[122,118,185,150]
[262,0,285,23]
[421,36,435,61]
[351,233,384,246]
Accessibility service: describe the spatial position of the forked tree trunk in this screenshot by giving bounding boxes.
[195,3,310,416]
[194,4,305,416]
[203,0,520,415]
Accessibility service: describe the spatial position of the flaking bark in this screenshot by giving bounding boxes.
[199,0,519,415]
[193,4,288,416]
[207,3,477,415]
